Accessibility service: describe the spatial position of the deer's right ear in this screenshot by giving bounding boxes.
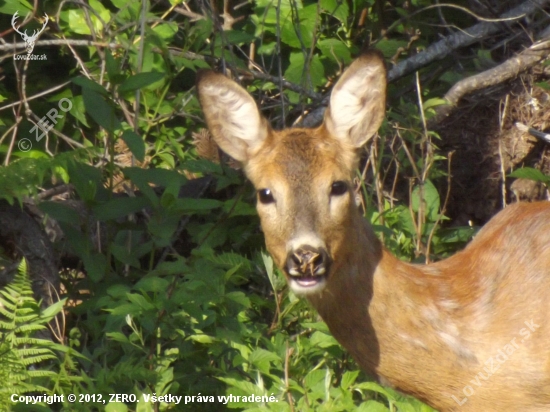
[324,51,386,148]
[196,71,270,163]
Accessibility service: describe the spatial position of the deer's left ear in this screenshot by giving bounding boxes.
[324,51,387,148]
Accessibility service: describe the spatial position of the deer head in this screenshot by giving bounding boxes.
[197,52,386,295]
[12,11,49,55]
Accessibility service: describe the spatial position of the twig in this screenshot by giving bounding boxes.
[499,95,510,209]
[36,184,74,200]
[174,6,204,21]
[0,81,71,112]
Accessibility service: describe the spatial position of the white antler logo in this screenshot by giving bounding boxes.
[12,11,49,55]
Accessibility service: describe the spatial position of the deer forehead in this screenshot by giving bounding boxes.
[246,128,356,191]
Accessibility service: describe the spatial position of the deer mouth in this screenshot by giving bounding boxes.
[284,247,331,295]
[288,271,328,295]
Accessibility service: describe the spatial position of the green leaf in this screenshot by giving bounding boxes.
[280,4,318,49]
[375,39,408,59]
[0,0,33,14]
[105,49,124,84]
[83,252,107,282]
[110,243,142,267]
[109,0,128,8]
[118,72,165,93]
[225,291,251,308]
[82,88,121,132]
[509,167,550,184]
[72,76,108,95]
[105,402,129,412]
[107,284,131,298]
[284,52,324,89]
[67,95,89,127]
[304,369,326,388]
[355,381,395,400]
[94,196,151,221]
[61,9,91,35]
[216,30,256,46]
[89,0,110,23]
[317,38,352,64]
[120,130,146,162]
[248,348,280,373]
[173,198,223,213]
[134,277,170,293]
[356,400,390,412]
[126,293,155,311]
[320,0,349,23]
[206,251,252,270]
[340,370,360,389]
[189,334,215,344]
[40,298,67,322]
[411,179,440,222]
[153,21,178,41]
[62,0,109,34]
[106,332,130,343]
[39,201,81,225]
[123,168,186,206]
[124,167,187,188]
[68,161,105,202]
[309,331,339,348]
[394,401,421,412]
[423,98,448,110]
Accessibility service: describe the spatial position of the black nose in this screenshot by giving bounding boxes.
[285,246,331,277]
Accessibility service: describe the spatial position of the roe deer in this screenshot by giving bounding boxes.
[197,51,550,411]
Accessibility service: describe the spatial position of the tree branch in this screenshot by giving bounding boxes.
[430,39,550,125]
[0,39,119,52]
[387,0,550,82]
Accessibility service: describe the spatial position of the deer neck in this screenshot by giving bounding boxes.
[307,215,473,408]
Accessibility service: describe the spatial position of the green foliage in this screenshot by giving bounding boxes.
[0,260,70,408]
[509,167,550,188]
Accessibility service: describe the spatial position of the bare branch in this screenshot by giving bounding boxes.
[430,39,550,125]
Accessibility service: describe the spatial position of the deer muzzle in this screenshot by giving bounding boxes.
[284,246,331,294]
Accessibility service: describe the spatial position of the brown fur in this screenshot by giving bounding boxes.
[197,52,550,411]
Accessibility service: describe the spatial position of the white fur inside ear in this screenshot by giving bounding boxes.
[330,65,384,139]
[325,56,386,148]
[203,83,263,148]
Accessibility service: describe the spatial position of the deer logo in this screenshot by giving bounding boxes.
[12,11,49,55]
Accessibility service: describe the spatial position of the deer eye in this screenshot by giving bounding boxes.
[258,188,275,204]
[330,181,348,196]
